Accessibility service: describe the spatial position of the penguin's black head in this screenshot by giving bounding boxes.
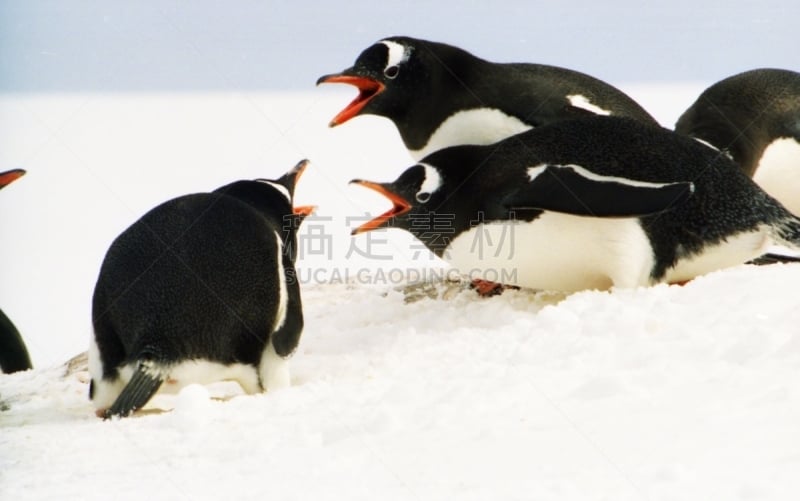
[0,169,26,190]
[214,159,315,231]
[317,37,431,126]
[349,163,444,235]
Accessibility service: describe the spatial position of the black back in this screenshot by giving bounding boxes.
[1,169,32,373]
[0,307,33,373]
[675,68,800,176]
[386,117,789,279]
[335,36,657,152]
[92,181,303,378]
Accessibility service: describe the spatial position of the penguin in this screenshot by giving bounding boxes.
[1,169,33,374]
[317,36,657,160]
[675,68,800,215]
[350,116,800,292]
[0,309,32,374]
[89,160,314,418]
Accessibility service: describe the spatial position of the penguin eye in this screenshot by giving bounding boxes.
[384,65,399,79]
[416,192,431,203]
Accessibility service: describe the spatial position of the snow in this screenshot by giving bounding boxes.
[2,87,800,500]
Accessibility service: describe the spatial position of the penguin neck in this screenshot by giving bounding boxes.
[395,54,525,159]
[405,107,533,161]
[214,182,298,251]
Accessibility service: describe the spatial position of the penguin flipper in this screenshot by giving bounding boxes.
[104,361,165,419]
[504,164,694,217]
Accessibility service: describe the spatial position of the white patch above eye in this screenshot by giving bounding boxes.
[258,180,292,204]
[410,108,533,160]
[527,163,694,192]
[418,162,442,198]
[381,40,410,71]
[566,94,612,116]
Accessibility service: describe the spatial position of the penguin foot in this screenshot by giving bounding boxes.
[471,279,518,297]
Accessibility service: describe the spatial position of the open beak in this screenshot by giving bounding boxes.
[293,205,316,217]
[349,179,411,235]
[317,73,385,127]
[0,169,26,189]
[287,159,316,216]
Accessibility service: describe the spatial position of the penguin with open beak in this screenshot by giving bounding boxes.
[90,160,314,418]
[351,116,800,292]
[318,36,657,160]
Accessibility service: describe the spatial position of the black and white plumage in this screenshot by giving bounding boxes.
[318,36,657,160]
[351,117,800,292]
[90,160,313,418]
[675,68,800,215]
[0,169,33,374]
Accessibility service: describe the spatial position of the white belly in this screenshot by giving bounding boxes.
[753,137,800,215]
[664,228,772,283]
[442,213,655,292]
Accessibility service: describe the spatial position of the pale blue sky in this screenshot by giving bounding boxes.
[0,0,796,92]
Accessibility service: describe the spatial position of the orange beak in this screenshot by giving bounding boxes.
[0,169,26,189]
[293,205,316,217]
[289,160,315,216]
[349,179,411,235]
[317,74,385,127]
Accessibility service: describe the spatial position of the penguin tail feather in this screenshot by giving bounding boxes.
[104,360,166,419]
[773,216,800,251]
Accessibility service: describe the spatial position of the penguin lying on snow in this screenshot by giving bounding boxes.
[90,160,314,419]
[675,68,800,215]
[318,36,656,160]
[351,117,800,292]
[0,169,33,374]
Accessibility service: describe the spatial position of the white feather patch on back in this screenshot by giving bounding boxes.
[691,136,723,153]
[410,108,533,161]
[753,137,800,215]
[527,163,694,192]
[567,94,612,116]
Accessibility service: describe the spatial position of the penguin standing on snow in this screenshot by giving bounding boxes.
[350,116,800,292]
[675,69,800,215]
[90,160,314,418]
[1,169,33,374]
[318,36,657,160]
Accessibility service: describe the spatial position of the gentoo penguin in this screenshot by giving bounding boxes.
[351,116,800,292]
[90,160,314,418]
[675,69,800,215]
[1,169,33,374]
[318,36,657,160]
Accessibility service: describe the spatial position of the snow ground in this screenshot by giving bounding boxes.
[1,87,800,500]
